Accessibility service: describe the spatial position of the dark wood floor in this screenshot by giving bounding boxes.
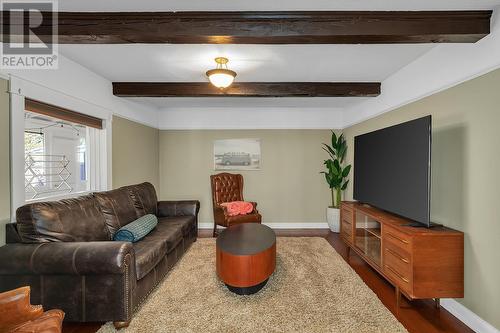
[64,229,472,333]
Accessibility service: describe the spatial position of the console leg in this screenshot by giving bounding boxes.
[213,224,217,237]
[435,298,440,309]
[113,321,131,329]
[396,286,401,308]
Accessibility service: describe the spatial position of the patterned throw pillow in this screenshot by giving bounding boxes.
[113,214,158,242]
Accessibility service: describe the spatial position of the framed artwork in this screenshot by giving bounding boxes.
[214,138,261,170]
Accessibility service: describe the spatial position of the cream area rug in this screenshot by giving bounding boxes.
[98,237,407,333]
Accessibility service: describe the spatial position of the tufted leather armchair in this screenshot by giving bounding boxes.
[210,173,262,236]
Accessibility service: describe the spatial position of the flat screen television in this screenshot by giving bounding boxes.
[353,116,431,227]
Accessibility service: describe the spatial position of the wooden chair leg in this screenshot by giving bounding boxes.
[213,224,217,237]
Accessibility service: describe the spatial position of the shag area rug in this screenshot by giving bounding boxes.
[98,237,407,333]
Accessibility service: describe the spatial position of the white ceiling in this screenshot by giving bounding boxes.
[59,0,500,11]
[59,44,434,83]
[59,44,433,109]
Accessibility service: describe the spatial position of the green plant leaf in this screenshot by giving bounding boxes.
[342,165,352,177]
[338,145,347,163]
[330,131,337,150]
[331,177,341,187]
[323,173,334,188]
[333,159,341,172]
[322,173,329,185]
[337,134,345,150]
[322,145,335,159]
[341,180,349,190]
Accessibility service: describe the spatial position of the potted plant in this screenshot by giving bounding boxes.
[321,131,351,232]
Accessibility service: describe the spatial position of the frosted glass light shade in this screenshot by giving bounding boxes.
[206,69,236,89]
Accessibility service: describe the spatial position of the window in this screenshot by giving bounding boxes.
[22,99,105,202]
[24,131,46,194]
[24,111,90,200]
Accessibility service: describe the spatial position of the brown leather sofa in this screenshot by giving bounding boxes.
[0,182,200,328]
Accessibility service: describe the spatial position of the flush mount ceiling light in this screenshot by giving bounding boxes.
[206,57,237,89]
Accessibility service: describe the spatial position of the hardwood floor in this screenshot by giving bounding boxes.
[63,229,472,333]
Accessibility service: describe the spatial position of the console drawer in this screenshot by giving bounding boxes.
[383,225,412,253]
[384,261,412,294]
[383,243,411,280]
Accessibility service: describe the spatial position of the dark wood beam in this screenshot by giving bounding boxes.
[112,82,381,97]
[1,11,492,44]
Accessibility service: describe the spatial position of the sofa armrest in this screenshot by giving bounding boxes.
[0,241,134,276]
[5,223,22,244]
[157,200,200,218]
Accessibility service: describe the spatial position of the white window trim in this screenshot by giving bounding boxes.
[25,191,93,203]
[9,79,112,220]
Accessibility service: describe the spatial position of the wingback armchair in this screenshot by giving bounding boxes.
[210,173,262,236]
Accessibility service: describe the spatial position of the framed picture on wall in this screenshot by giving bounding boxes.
[214,139,261,170]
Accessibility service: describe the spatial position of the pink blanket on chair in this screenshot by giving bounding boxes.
[220,201,254,216]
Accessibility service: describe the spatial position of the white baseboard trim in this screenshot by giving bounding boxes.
[441,299,499,333]
[198,222,329,229]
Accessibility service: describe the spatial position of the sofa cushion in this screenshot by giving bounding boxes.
[125,182,158,217]
[132,221,183,280]
[158,216,196,237]
[16,195,110,243]
[133,239,168,281]
[94,188,138,236]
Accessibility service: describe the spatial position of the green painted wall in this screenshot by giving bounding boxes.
[112,116,159,190]
[159,130,332,224]
[343,68,500,329]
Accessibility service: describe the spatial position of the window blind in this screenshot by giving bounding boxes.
[25,98,103,129]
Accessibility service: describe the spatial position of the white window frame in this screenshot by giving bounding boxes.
[9,79,112,218]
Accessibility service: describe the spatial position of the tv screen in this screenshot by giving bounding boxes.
[353,116,431,226]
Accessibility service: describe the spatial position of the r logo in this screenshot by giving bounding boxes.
[1,1,58,69]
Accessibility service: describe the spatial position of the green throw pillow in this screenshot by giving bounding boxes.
[113,214,158,242]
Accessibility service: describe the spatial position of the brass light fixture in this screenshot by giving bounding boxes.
[206,57,237,89]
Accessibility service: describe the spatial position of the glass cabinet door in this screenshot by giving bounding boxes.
[354,211,382,268]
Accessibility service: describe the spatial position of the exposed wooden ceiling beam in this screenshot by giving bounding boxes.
[1,11,492,44]
[112,82,381,98]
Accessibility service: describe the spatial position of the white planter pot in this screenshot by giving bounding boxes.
[326,207,340,233]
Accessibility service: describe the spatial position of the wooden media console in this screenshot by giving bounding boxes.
[340,201,464,307]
